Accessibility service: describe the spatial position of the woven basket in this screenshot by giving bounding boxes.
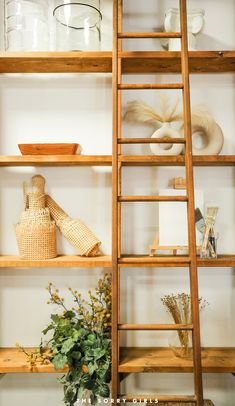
[15,222,57,260]
[46,194,101,257]
[15,175,57,260]
[19,208,51,224]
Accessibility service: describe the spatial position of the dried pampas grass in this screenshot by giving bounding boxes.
[191,104,215,133]
[124,100,164,125]
[124,95,181,126]
[124,95,216,134]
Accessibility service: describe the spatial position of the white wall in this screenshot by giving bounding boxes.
[1,1,235,405]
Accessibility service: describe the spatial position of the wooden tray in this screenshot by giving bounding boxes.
[18,143,79,155]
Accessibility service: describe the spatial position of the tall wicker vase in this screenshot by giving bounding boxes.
[15,175,57,260]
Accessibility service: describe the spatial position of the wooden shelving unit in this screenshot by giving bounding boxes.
[0,51,235,74]
[1,347,235,374]
[0,4,235,406]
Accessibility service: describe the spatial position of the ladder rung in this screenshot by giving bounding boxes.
[118,83,184,90]
[118,323,193,331]
[118,32,182,39]
[119,395,197,403]
[118,137,186,144]
[118,196,188,202]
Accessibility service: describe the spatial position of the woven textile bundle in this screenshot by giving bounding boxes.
[15,175,57,260]
[46,195,101,257]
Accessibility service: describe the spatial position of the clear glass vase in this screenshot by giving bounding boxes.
[53,1,102,51]
[5,0,49,51]
[168,331,207,359]
[168,330,193,359]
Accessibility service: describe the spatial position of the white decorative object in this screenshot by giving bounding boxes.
[159,189,204,246]
[192,122,224,155]
[150,123,183,156]
[124,98,184,156]
[164,8,205,51]
[124,98,224,156]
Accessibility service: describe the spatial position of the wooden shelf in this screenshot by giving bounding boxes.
[1,155,235,167]
[120,155,235,166]
[0,155,112,167]
[0,255,235,269]
[0,52,112,73]
[119,255,235,267]
[1,347,235,374]
[0,51,234,74]
[0,255,112,268]
[119,347,235,373]
[198,255,235,267]
[0,348,66,373]
[121,51,235,74]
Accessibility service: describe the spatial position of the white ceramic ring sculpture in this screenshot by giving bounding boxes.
[150,123,184,156]
[192,122,224,155]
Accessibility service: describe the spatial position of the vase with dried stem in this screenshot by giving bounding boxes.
[161,293,208,358]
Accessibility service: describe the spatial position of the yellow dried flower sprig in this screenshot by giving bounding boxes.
[46,282,68,312]
[15,342,52,371]
[47,273,111,333]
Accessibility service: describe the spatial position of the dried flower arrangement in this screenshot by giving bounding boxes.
[161,292,208,357]
[124,95,224,156]
[16,274,111,406]
[124,96,215,133]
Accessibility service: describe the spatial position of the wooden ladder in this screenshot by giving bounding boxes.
[112,0,204,405]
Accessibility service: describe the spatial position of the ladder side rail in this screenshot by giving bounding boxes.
[180,0,204,404]
[112,0,120,404]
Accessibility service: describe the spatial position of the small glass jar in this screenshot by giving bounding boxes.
[5,0,49,51]
[200,230,218,259]
[53,1,102,51]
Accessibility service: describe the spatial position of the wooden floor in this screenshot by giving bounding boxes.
[1,347,235,374]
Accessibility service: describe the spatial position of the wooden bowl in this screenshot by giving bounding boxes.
[18,143,80,155]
